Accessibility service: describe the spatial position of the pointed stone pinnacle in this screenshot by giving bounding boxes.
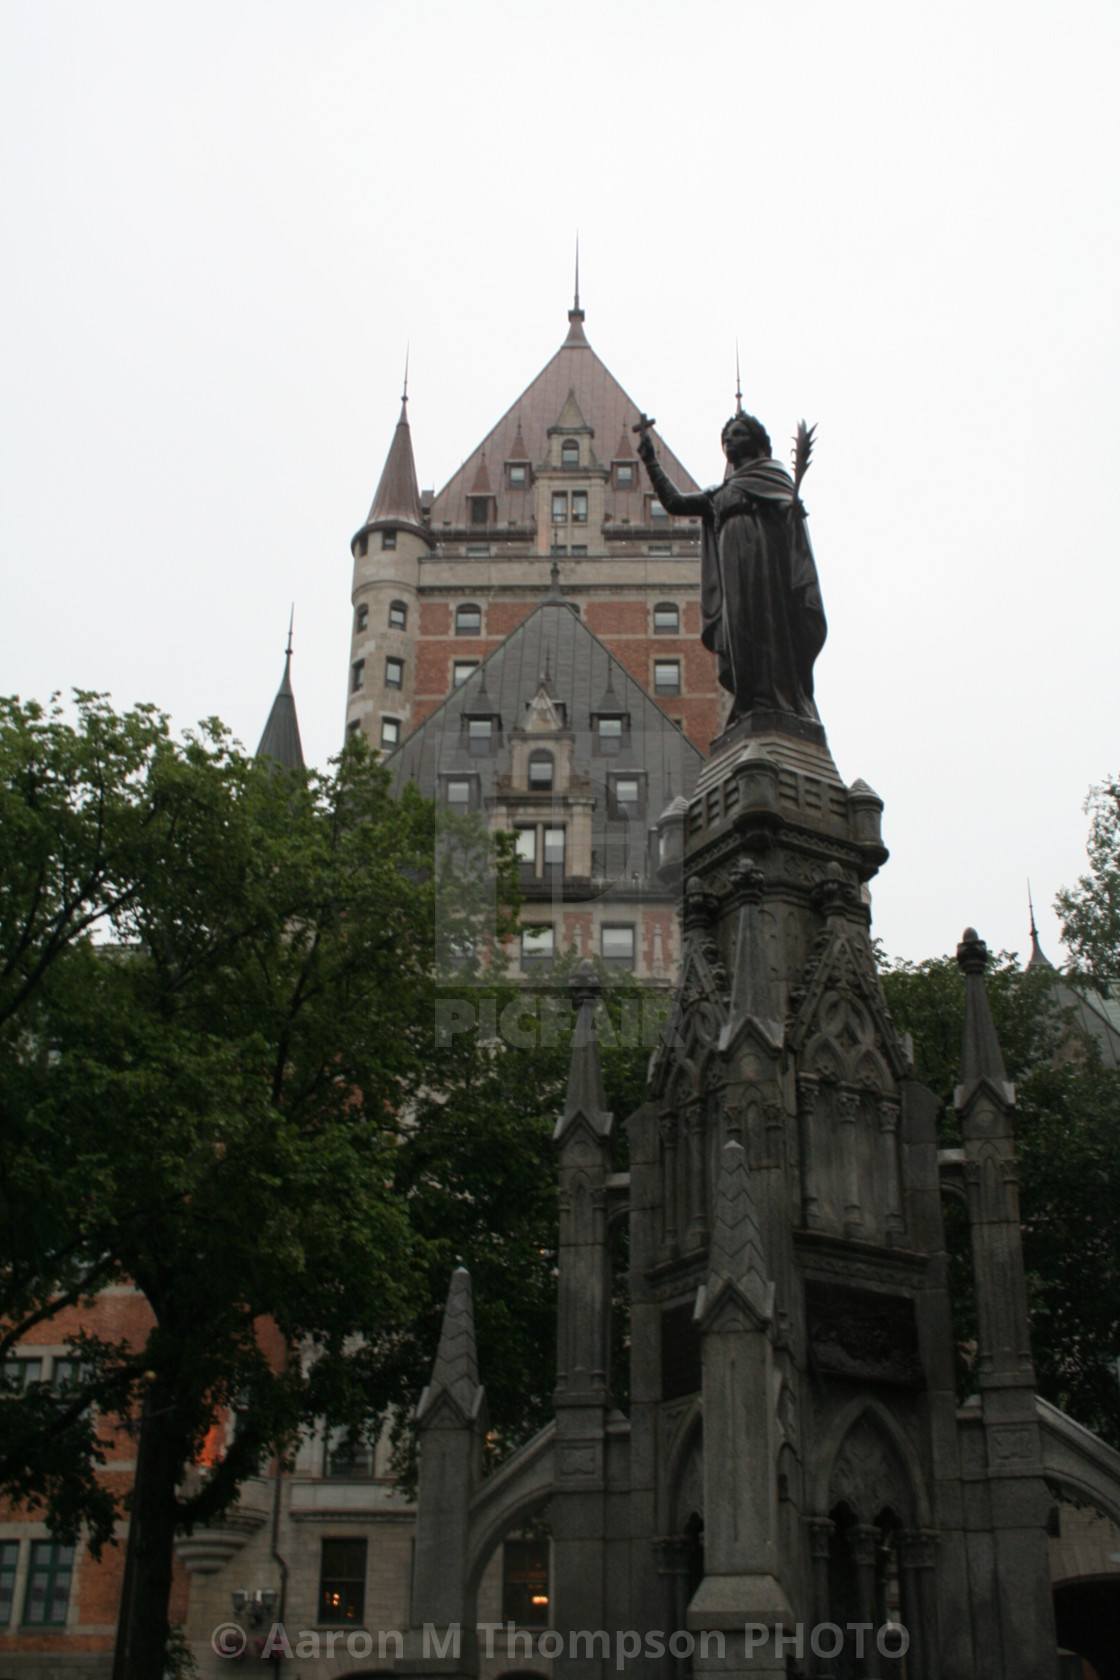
[555,959,612,1143]
[956,928,1011,1092]
[422,1266,481,1418]
[707,1141,767,1288]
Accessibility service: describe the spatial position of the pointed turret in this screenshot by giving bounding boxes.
[364,394,425,535]
[256,616,305,770]
[1026,885,1052,971]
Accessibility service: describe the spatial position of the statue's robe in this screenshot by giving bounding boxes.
[644,452,827,723]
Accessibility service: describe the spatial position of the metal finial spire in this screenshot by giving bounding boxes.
[402,344,410,405]
[735,341,743,414]
[286,603,294,659]
[574,233,580,313]
[1028,879,1038,939]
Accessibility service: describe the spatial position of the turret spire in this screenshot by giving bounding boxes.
[256,611,305,771]
[402,343,409,404]
[564,237,588,348]
[1026,881,1051,970]
[364,376,425,533]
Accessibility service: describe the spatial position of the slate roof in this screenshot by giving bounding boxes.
[385,595,704,883]
[428,311,701,531]
[256,644,304,771]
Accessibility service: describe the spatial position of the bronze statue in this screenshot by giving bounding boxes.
[635,410,826,727]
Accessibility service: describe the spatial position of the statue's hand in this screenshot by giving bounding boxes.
[633,412,657,463]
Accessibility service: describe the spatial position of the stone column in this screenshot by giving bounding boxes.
[661,1115,680,1259]
[837,1090,864,1237]
[685,1100,708,1250]
[654,1537,691,1680]
[850,1526,882,1678]
[796,1075,824,1230]
[877,1097,904,1243]
[806,1519,835,1678]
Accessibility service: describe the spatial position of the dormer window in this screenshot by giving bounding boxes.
[528,750,554,792]
[649,498,668,523]
[615,463,635,488]
[509,463,528,488]
[571,491,588,524]
[456,603,482,636]
[466,717,496,757]
[561,440,580,468]
[595,715,625,756]
[469,497,490,526]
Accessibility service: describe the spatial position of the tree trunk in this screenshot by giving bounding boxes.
[114,1403,182,1680]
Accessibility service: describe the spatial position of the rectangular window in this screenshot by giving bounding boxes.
[446,778,473,812]
[648,542,672,556]
[542,826,565,872]
[596,716,623,755]
[355,603,368,633]
[22,1542,73,1627]
[318,1538,367,1624]
[4,1358,43,1390]
[649,498,668,522]
[380,717,400,749]
[469,497,490,526]
[346,719,361,737]
[509,464,527,487]
[615,463,634,488]
[653,603,679,634]
[456,605,482,636]
[503,1539,550,1627]
[0,1542,18,1627]
[571,544,588,555]
[602,925,636,969]
[388,601,407,630]
[452,661,478,687]
[515,827,537,876]
[465,543,491,557]
[467,718,493,757]
[550,543,568,557]
[351,659,365,693]
[611,776,643,818]
[324,1430,375,1478]
[571,491,588,523]
[520,926,554,970]
[551,492,568,524]
[381,530,397,550]
[385,657,403,689]
[654,660,681,696]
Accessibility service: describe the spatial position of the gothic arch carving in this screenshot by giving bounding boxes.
[810,1398,931,1528]
[665,1403,704,1534]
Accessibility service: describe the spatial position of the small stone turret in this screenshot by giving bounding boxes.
[347,375,433,753]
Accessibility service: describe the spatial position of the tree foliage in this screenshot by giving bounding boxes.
[1057,774,1120,990]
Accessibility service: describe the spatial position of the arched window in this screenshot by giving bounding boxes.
[528,751,554,792]
[561,439,580,467]
[653,601,679,634]
[456,603,482,636]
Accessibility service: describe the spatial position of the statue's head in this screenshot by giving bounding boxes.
[721,412,771,466]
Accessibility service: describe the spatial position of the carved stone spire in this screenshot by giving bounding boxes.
[416,1266,484,1424]
[554,959,612,1143]
[956,927,1012,1100]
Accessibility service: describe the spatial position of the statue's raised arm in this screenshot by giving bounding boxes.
[636,407,826,729]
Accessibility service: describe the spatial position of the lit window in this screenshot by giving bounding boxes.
[521,926,554,970]
[561,440,579,467]
[528,751,554,791]
[381,530,397,550]
[602,925,636,969]
[551,492,568,524]
[446,779,473,811]
[380,717,400,748]
[543,827,565,872]
[469,497,490,526]
[612,776,642,818]
[351,659,365,693]
[467,718,493,756]
[385,657,403,689]
[616,463,634,488]
[318,1538,367,1624]
[509,464,527,488]
[355,603,368,633]
[650,498,668,522]
[452,661,478,687]
[597,716,623,755]
[571,491,588,524]
[456,604,482,636]
[388,600,407,629]
[0,1541,17,1627]
[503,1538,550,1626]
[515,827,536,873]
[653,602,679,634]
[324,1429,375,1478]
[22,1542,74,1627]
[654,660,681,696]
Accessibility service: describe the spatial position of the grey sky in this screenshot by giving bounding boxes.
[2,1,1117,965]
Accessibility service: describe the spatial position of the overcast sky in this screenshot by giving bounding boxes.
[2,1,1117,966]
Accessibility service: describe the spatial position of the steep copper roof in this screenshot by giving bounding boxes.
[364,398,425,533]
[429,310,700,529]
[256,636,304,771]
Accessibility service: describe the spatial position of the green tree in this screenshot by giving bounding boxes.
[1057,774,1120,989]
[0,695,471,1677]
[881,949,1120,1448]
